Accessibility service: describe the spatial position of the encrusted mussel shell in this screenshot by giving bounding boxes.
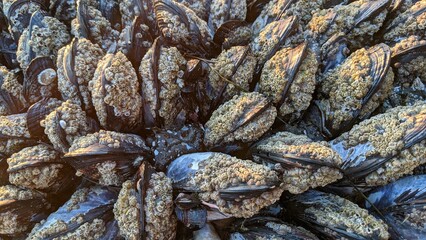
[16,10,70,70]
[366,175,426,239]
[383,1,426,43]
[0,184,51,237]
[175,0,211,20]
[64,130,151,186]
[0,30,19,69]
[284,190,390,239]
[119,0,157,35]
[387,0,421,16]
[207,45,256,107]
[154,0,216,58]
[49,0,77,24]
[391,36,426,83]
[174,193,209,230]
[0,113,33,156]
[251,0,297,36]
[312,43,394,138]
[23,56,58,105]
[250,16,298,74]
[251,0,347,37]
[3,0,49,42]
[41,100,98,153]
[6,144,76,194]
[89,51,142,132]
[114,162,177,240]
[118,16,153,69]
[57,37,104,115]
[147,124,204,171]
[139,37,187,129]
[229,216,319,240]
[98,0,122,32]
[258,42,318,121]
[26,186,119,239]
[26,98,62,138]
[213,20,252,50]
[385,36,426,108]
[71,0,120,52]
[252,131,343,194]
[167,152,283,218]
[330,102,426,187]
[307,0,391,47]
[207,0,247,32]
[204,92,277,149]
[0,66,27,116]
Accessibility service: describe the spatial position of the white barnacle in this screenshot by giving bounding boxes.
[37,68,57,86]
[59,120,67,129]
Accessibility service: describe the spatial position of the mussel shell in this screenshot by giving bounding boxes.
[61,37,96,115]
[251,0,295,34]
[206,94,273,147]
[98,54,141,132]
[27,99,50,137]
[8,157,77,194]
[142,37,167,128]
[321,34,350,73]
[148,124,204,171]
[24,56,58,104]
[6,0,49,42]
[0,187,51,238]
[351,0,390,31]
[230,216,319,240]
[206,45,251,115]
[246,0,270,22]
[49,0,76,23]
[277,42,309,108]
[166,152,212,191]
[0,31,19,69]
[385,2,426,32]
[0,69,26,114]
[154,0,216,58]
[252,16,299,75]
[175,206,207,229]
[331,105,426,180]
[99,0,122,32]
[367,175,426,239]
[21,10,49,66]
[213,20,250,49]
[27,186,118,239]
[315,43,392,138]
[64,140,150,186]
[167,152,280,198]
[391,41,426,66]
[284,190,389,240]
[122,16,153,69]
[76,0,93,42]
[252,149,338,171]
[134,162,156,239]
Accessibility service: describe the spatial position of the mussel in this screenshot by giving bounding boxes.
[167,152,283,218]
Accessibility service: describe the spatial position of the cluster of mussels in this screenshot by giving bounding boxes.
[0,0,426,239]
